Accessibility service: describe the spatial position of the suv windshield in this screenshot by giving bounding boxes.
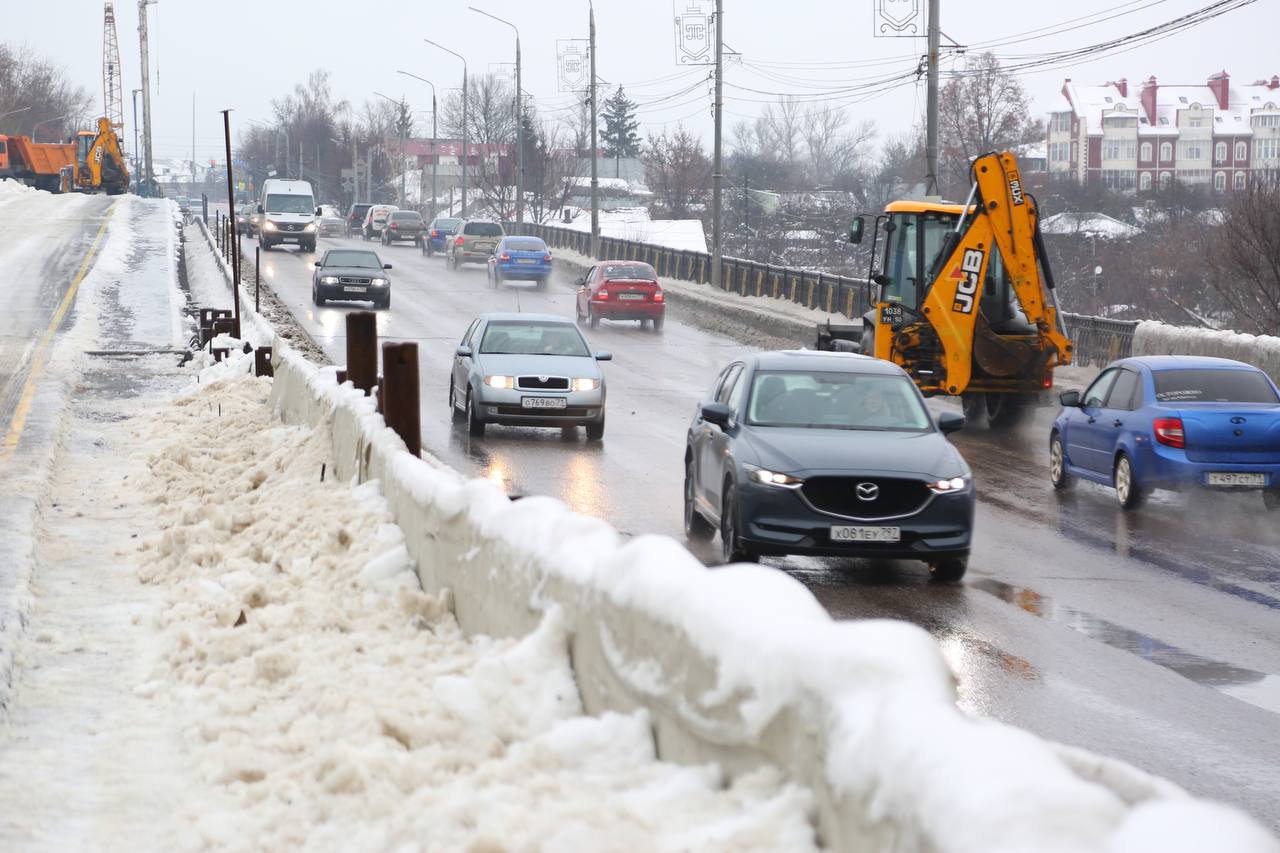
[264,194,315,215]
[479,321,589,357]
[747,371,932,431]
[464,222,504,237]
[600,263,656,281]
[350,204,372,218]
[1153,369,1279,403]
[323,251,382,269]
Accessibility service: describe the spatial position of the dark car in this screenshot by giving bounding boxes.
[423,216,461,257]
[382,210,426,247]
[487,236,552,288]
[1050,355,1280,509]
[575,260,665,331]
[346,203,374,237]
[684,350,973,579]
[311,248,393,309]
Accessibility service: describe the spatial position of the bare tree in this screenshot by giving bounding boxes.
[1208,184,1280,334]
[442,72,516,218]
[0,43,93,140]
[643,127,711,218]
[937,52,1039,197]
[801,108,876,188]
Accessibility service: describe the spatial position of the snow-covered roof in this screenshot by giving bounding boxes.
[1060,74,1280,138]
[1040,211,1142,239]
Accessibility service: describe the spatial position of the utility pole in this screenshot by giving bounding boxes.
[220,109,241,339]
[352,142,358,205]
[131,88,141,192]
[925,0,940,196]
[137,0,157,195]
[299,139,304,182]
[743,171,748,232]
[191,92,196,194]
[469,9,523,226]
[396,71,438,219]
[710,0,724,291]
[426,40,468,217]
[589,1,599,257]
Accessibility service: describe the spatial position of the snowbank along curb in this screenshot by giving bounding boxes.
[1134,321,1280,384]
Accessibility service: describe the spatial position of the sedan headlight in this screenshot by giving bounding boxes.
[370,277,389,287]
[570,377,600,392]
[746,464,804,488]
[484,375,514,389]
[928,476,970,494]
[319,275,339,285]
[263,221,278,232]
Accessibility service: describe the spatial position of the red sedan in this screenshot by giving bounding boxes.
[574,260,666,332]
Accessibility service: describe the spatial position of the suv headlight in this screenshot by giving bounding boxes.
[370,277,389,287]
[319,275,339,285]
[484,375,514,389]
[745,464,804,488]
[263,221,277,232]
[928,476,970,494]
[303,222,316,232]
[570,377,599,392]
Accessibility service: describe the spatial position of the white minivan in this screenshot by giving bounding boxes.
[257,179,320,252]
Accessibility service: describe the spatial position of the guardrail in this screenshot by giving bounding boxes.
[516,221,1140,368]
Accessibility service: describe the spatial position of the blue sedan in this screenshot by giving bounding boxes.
[487,236,553,288]
[1050,356,1280,509]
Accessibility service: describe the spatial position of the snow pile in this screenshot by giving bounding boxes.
[0,178,44,201]
[1040,212,1142,239]
[131,375,818,850]
[550,207,709,253]
[1134,321,1280,384]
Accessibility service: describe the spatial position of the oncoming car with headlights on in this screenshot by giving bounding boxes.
[684,350,975,579]
[311,249,393,309]
[449,313,611,441]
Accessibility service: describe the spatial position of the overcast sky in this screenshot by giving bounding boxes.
[8,0,1276,167]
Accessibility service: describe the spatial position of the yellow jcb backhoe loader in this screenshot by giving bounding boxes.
[62,116,130,195]
[827,151,1074,427]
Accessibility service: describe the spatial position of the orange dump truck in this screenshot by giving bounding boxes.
[0,135,76,192]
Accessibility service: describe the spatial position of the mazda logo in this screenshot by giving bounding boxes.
[855,482,879,501]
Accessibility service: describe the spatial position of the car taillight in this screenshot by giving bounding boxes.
[499,252,510,261]
[455,236,465,246]
[1153,417,1185,448]
[1043,371,1053,389]
[543,253,552,262]
[390,223,398,229]
[594,289,609,300]
[654,290,664,302]
[431,229,439,237]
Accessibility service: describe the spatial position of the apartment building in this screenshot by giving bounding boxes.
[1047,71,1280,193]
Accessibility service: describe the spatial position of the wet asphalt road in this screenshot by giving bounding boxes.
[250,231,1280,829]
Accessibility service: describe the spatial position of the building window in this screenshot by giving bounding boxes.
[1234,171,1246,190]
[1139,172,1152,191]
[1179,141,1206,161]
[1051,112,1072,132]
[1159,171,1173,189]
[1160,141,1173,161]
[1102,139,1136,160]
[1048,141,1070,162]
[1214,172,1227,191]
[1103,116,1137,128]
[1254,114,1280,127]
[1102,170,1137,191]
[1236,141,1248,161]
[1140,142,1152,161]
[1257,139,1280,160]
[1215,141,1227,163]
[1188,118,1204,128]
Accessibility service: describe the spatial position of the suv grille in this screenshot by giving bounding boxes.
[517,376,569,391]
[801,476,930,520]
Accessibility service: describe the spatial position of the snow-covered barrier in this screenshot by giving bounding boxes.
[1134,321,1280,383]
[262,344,1277,852]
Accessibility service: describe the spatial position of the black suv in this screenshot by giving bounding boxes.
[345,203,374,237]
[684,350,974,579]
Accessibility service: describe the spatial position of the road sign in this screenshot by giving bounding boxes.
[674,1,713,65]
[556,40,589,92]
[874,0,925,36]
[341,178,354,192]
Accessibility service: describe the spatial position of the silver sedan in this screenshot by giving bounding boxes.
[449,313,611,440]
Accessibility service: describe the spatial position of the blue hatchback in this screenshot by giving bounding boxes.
[487,236,552,288]
[423,217,461,257]
[1050,356,1280,509]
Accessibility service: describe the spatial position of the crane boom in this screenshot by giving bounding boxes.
[103,2,124,131]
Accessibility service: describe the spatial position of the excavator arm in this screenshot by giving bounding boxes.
[914,151,1073,395]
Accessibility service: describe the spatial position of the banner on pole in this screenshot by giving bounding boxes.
[556,40,589,92]
[874,0,925,36]
[673,1,714,65]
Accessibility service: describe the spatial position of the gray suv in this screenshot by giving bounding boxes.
[449,219,505,270]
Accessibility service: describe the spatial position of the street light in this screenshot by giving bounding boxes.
[374,91,408,208]
[32,113,74,143]
[131,89,142,192]
[397,70,438,220]
[424,37,468,217]
[0,106,31,121]
[469,6,523,228]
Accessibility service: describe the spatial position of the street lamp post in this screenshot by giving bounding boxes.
[469,7,522,228]
[397,71,438,220]
[32,114,74,143]
[0,106,32,121]
[425,38,467,217]
[131,89,141,192]
[374,91,408,208]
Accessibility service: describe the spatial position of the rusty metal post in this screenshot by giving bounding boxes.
[221,109,242,340]
[212,347,228,363]
[335,369,348,385]
[381,342,420,457]
[254,345,273,377]
[254,246,261,313]
[346,312,378,395]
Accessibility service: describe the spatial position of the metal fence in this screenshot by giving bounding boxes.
[513,221,1138,367]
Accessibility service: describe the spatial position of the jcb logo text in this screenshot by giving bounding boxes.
[953,249,983,314]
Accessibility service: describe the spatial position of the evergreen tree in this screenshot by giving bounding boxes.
[600,86,641,174]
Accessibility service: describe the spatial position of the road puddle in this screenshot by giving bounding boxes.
[972,578,1280,715]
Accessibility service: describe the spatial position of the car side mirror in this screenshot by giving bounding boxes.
[594,351,613,362]
[315,207,322,216]
[383,264,393,270]
[937,411,965,434]
[256,203,263,214]
[455,345,473,358]
[1059,390,1081,408]
[848,217,865,244]
[871,272,888,287]
[701,402,732,427]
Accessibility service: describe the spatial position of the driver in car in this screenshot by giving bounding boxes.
[854,386,898,427]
